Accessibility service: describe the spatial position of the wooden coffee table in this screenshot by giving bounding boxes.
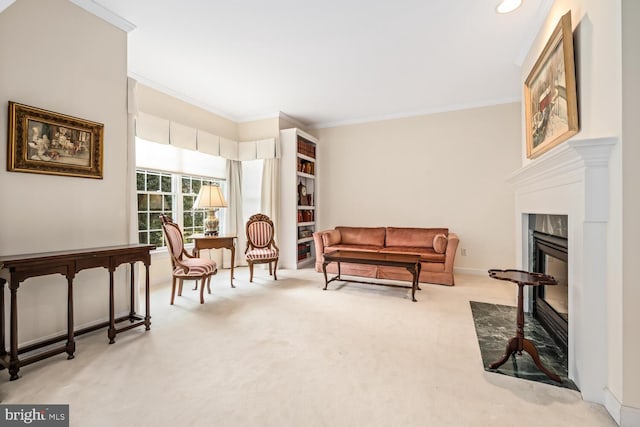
[322,250,422,302]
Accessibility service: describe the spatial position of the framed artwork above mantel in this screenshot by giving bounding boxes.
[7,101,104,179]
[524,11,579,159]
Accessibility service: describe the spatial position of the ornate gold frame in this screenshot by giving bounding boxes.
[524,11,579,159]
[7,101,104,178]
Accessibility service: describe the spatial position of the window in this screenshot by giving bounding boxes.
[136,169,224,249]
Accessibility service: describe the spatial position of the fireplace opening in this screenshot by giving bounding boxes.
[532,229,568,350]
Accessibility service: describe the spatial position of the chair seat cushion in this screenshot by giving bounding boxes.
[246,248,279,261]
[174,258,217,276]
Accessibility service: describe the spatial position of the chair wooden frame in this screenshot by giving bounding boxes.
[160,215,217,304]
[245,213,279,282]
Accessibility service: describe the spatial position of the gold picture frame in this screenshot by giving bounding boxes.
[524,11,579,159]
[7,101,104,179]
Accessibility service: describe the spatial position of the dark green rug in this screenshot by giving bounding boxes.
[470,301,578,390]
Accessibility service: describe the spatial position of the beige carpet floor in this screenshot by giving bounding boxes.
[0,268,616,427]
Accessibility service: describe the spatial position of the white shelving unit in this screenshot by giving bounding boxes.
[279,128,318,269]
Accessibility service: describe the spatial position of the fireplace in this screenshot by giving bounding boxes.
[510,137,616,404]
[530,215,568,349]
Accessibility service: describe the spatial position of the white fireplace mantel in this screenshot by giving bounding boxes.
[507,136,617,405]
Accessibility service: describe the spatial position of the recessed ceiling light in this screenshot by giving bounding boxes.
[496,0,523,14]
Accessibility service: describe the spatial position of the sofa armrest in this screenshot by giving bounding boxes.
[313,229,341,272]
[443,233,459,273]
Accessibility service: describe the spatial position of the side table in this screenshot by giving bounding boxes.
[487,269,562,382]
[193,235,236,288]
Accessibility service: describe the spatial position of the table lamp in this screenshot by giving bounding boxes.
[194,184,227,236]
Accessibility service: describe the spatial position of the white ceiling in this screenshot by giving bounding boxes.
[91,0,553,128]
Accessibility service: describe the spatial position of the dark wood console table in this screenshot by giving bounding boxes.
[322,250,422,302]
[487,269,562,382]
[0,244,154,381]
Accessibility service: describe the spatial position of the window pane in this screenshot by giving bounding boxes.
[192,180,202,195]
[164,195,173,210]
[183,195,194,211]
[150,214,162,230]
[138,232,148,244]
[136,171,145,191]
[150,231,164,248]
[194,211,204,224]
[147,173,160,191]
[184,213,193,227]
[182,177,190,193]
[138,213,148,230]
[161,175,172,192]
[137,194,148,211]
[149,194,163,211]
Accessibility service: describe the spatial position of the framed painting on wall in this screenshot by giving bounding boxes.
[7,101,104,178]
[524,11,579,159]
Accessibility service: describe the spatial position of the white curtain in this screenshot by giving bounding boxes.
[225,159,246,267]
[261,158,280,245]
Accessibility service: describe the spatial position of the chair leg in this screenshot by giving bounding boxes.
[249,263,254,283]
[193,280,198,291]
[178,278,184,296]
[269,262,273,276]
[170,277,177,305]
[273,258,278,280]
[207,275,212,294]
[199,278,205,304]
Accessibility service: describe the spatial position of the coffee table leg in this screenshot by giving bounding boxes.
[411,263,418,302]
[322,261,329,290]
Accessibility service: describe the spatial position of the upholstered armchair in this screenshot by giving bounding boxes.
[245,213,279,282]
[160,215,217,304]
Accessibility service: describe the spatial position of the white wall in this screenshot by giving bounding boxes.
[316,103,521,273]
[621,0,640,414]
[0,0,130,342]
[519,0,640,421]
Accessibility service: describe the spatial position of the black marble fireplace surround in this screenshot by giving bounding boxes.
[470,301,578,390]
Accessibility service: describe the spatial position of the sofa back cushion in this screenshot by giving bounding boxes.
[385,227,448,248]
[335,227,386,246]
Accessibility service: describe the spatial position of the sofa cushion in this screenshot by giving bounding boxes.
[385,227,448,248]
[335,226,386,246]
[433,233,448,254]
[379,246,446,262]
[322,229,341,246]
[325,244,383,253]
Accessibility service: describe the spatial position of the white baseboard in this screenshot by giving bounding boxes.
[605,388,622,425]
[454,267,486,276]
[604,388,640,426]
[621,404,640,427]
[19,310,133,348]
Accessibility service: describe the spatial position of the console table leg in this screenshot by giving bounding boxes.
[144,263,151,331]
[65,273,75,359]
[9,281,19,380]
[0,278,6,361]
[129,262,136,321]
[108,269,116,344]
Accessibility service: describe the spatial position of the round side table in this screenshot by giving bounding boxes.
[487,269,562,383]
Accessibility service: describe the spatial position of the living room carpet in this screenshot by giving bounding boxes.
[469,301,578,390]
[1,269,613,426]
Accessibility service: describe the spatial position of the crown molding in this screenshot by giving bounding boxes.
[69,0,136,32]
[311,96,520,129]
[129,72,240,123]
[0,0,15,14]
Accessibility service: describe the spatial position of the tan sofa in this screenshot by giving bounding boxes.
[313,226,459,286]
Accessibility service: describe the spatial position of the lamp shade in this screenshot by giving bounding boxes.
[195,184,227,209]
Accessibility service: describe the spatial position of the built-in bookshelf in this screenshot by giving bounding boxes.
[280,128,318,269]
